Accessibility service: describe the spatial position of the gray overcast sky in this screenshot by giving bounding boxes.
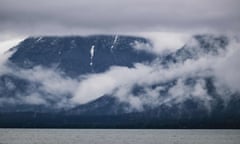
[1,0,240,107]
[0,0,240,38]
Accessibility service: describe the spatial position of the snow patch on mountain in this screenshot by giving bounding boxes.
[111,35,118,51]
[90,45,95,66]
[36,37,43,42]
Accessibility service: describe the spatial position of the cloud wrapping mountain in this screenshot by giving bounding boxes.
[0,34,239,113]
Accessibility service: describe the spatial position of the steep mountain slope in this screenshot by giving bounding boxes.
[0,34,240,128]
[9,35,155,77]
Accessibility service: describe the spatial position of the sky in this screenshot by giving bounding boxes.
[0,0,240,37]
[1,0,239,54]
[0,0,240,110]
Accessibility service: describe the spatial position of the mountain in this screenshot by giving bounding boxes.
[9,35,155,77]
[0,34,240,128]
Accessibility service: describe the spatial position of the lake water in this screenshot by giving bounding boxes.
[0,129,239,144]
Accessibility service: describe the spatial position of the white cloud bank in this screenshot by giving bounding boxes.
[70,36,240,111]
[132,32,191,54]
[0,38,22,75]
[0,34,240,112]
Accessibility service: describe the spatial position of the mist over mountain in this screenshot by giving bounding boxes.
[0,34,240,128]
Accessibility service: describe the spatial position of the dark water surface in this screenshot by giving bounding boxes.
[0,129,240,144]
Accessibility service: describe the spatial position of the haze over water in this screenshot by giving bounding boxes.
[0,129,240,144]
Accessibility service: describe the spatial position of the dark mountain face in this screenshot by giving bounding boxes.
[9,35,155,77]
[0,34,240,128]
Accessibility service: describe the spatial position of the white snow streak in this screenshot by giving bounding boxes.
[36,37,42,42]
[90,45,95,66]
[111,35,118,51]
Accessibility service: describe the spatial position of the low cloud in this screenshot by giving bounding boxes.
[0,38,23,55]
[132,32,191,54]
[0,38,23,74]
[70,35,240,111]
[213,41,240,92]
[0,34,240,112]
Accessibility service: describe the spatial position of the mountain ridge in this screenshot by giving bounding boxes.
[0,34,239,128]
